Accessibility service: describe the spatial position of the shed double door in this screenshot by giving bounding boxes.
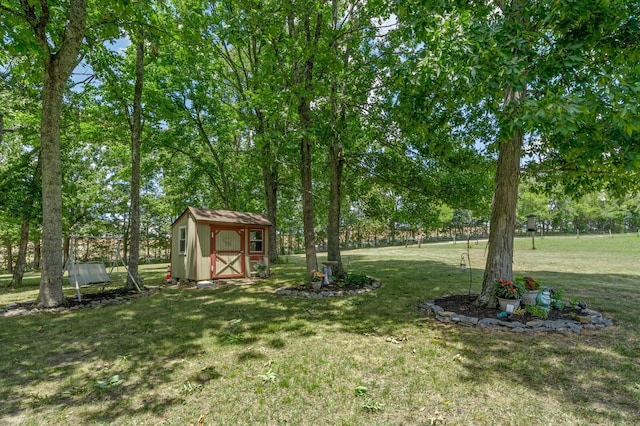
[211,226,245,278]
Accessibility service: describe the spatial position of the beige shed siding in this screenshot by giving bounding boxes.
[171,213,192,280]
[196,223,211,281]
[171,207,273,280]
[216,229,242,251]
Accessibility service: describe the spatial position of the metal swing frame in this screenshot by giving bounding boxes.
[64,235,141,301]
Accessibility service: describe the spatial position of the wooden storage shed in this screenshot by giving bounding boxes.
[170,207,272,281]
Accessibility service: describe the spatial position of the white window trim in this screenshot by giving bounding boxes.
[178,226,187,255]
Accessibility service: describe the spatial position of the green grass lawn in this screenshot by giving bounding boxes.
[1,235,639,425]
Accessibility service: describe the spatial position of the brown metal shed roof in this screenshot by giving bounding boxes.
[185,207,272,226]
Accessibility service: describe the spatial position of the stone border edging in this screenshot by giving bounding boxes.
[418,300,614,333]
[275,281,382,298]
[0,288,160,318]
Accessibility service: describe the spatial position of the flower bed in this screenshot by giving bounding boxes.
[419,294,613,333]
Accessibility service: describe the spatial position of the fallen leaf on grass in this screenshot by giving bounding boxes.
[386,335,408,344]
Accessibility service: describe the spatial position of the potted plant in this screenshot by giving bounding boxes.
[494,278,524,311]
[518,276,540,306]
[255,262,268,278]
[309,269,324,290]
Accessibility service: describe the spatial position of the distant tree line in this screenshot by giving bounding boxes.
[1,1,637,307]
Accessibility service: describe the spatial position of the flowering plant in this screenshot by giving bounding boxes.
[310,269,324,282]
[515,276,539,291]
[494,278,524,299]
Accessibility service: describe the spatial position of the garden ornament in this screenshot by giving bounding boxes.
[536,288,552,312]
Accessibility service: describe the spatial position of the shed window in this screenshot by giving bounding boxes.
[249,229,264,253]
[178,226,187,254]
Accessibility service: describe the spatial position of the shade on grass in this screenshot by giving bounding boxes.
[0,235,638,425]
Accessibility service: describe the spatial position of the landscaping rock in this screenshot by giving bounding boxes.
[274,281,382,298]
[0,288,160,318]
[197,282,216,289]
[420,297,613,334]
[477,318,501,329]
[451,314,479,326]
[577,315,592,324]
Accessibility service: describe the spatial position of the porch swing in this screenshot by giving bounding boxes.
[64,235,141,301]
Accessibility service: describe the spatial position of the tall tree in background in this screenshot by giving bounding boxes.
[1,0,88,307]
[324,0,382,279]
[376,1,494,248]
[126,37,144,289]
[0,147,42,286]
[478,0,527,307]
[290,1,323,276]
[478,0,638,307]
[11,159,41,286]
[159,1,253,211]
[277,0,382,277]
[396,0,638,307]
[0,66,42,286]
[89,2,166,289]
[195,0,289,262]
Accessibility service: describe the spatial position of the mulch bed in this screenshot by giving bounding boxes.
[1,287,149,314]
[286,283,363,292]
[434,293,577,324]
[66,286,141,304]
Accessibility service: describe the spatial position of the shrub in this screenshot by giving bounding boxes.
[343,272,371,287]
[551,288,564,308]
[526,305,549,319]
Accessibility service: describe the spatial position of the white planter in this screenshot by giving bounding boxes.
[498,298,521,312]
[522,290,538,306]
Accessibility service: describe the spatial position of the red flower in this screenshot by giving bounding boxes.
[495,278,524,299]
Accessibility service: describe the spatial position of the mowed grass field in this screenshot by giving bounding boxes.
[0,234,638,425]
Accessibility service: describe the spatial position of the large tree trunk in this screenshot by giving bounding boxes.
[33,0,88,307]
[326,1,348,280]
[326,120,345,279]
[126,40,144,290]
[38,72,68,306]
[294,11,321,278]
[476,0,528,308]
[477,86,525,308]
[327,79,345,279]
